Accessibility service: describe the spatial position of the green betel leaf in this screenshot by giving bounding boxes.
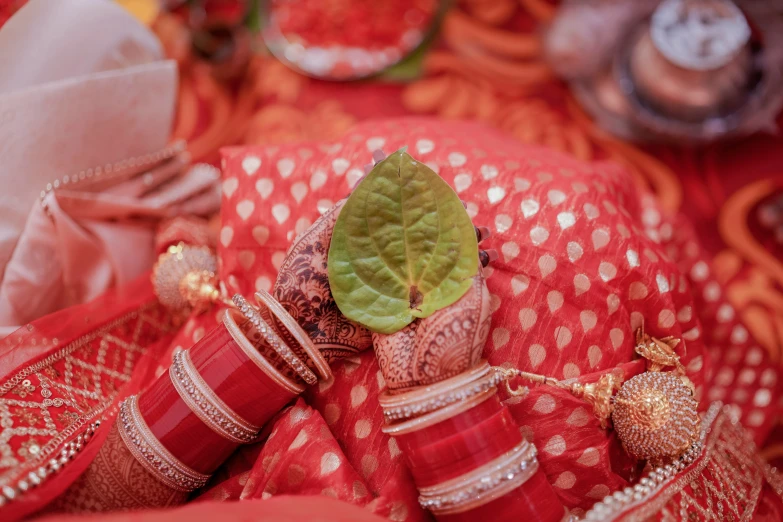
[328,149,478,334]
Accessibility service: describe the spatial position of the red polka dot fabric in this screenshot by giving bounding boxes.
[214,117,780,516]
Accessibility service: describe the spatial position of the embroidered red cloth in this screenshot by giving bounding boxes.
[0,120,779,521]
[1,1,782,520]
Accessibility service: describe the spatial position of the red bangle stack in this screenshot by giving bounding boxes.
[380,362,564,522]
[56,301,322,512]
[138,309,304,473]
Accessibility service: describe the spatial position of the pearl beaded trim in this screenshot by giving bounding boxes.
[118,395,210,492]
[418,441,539,515]
[580,402,721,521]
[170,349,260,444]
[39,141,187,203]
[233,294,317,386]
[0,420,101,507]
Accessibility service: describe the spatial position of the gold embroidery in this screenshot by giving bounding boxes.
[10,380,35,398]
[0,304,172,502]
[582,403,782,521]
[57,411,79,427]
[0,421,102,508]
[16,409,43,427]
[17,440,42,461]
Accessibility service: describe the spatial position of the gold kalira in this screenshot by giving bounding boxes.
[634,331,686,375]
[418,441,539,515]
[233,294,318,386]
[118,396,210,492]
[504,329,700,462]
[170,350,261,444]
[612,372,699,462]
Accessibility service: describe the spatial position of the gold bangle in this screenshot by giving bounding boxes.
[222,309,305,395]
[118,395,210,492]
[232,294,318,386]
[170,349,261,444]
[382,386,497,435]
[254,289,332,382]
[379,361,503,423]
[418,441,539,515]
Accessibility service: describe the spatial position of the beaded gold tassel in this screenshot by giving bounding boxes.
[501,329,700,463]
[152,242,231,314]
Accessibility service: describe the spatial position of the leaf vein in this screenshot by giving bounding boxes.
[362,181,407,289]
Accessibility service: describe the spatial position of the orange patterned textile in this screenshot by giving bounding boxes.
[2,114,781,520]
[0,0,782,521]
[162,0,783,429]
[213,117,782,519]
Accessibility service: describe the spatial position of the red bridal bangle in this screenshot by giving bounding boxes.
[169,349,261,444]
[232,294,318,385]
[129,309,303,481]
[254,289,332,382]
[380,362,564,521]
[55,307,313,511]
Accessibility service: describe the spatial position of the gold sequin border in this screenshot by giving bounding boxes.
[0,306,159,491]
[0,309,147,395]
[581,402,779,521]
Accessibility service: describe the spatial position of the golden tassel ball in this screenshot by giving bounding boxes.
[152,243,222,314]
[612,371,700,462]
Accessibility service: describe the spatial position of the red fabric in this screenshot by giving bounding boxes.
[756,485,783,522]
[216,116,782,517]
[36,495,388,522]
